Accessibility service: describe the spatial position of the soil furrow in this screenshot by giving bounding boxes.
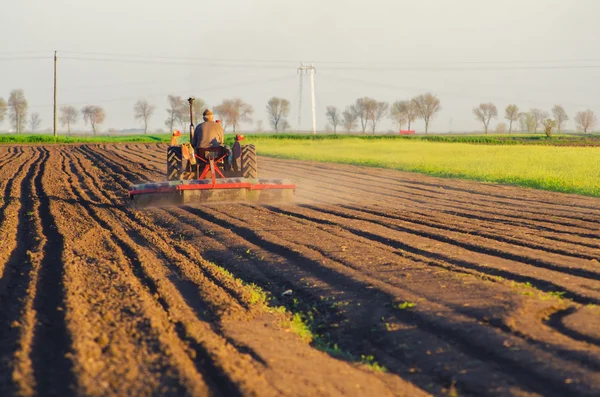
[4,144,600,396]
[342,204,600,260]
[303,205,600,281]
[267,159,600,230]
[63,150,248,396]
[180,205,595,396]
[29,147,77,396]
[76,144,422,393]
[264,157,600,217]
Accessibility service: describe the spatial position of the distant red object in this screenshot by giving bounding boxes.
[400,130,415,135]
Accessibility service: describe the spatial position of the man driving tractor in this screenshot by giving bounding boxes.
[191,109,224,149]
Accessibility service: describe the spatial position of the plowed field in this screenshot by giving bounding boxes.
[1,144,599,397]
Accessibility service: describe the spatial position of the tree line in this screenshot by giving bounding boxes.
[325,93,442,134]
[472,103,597,134]
[0,89,598,135]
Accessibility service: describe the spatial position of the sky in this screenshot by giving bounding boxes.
[1,0,599,134]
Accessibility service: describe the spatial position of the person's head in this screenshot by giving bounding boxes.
[203,109,214,122]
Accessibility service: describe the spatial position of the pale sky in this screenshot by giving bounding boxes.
[1,0,599,133]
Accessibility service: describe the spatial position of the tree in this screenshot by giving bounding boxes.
[496,123,507,134]
[0,97,7,127]
[391,100,419,131]
[504,104,520,134]
[412,93,441,134]
[8,89,28,133]
[266,97,290,133]
[134,99,156,134]
[552,105,568,133]
[574,109,597,133]
[342,107,358,132]
[81,105,106,135]
[190,98,206,124]
[60,106,79,134]
[542,119,556,137]
[367,101,388,133]
[325,106,342,134]
[520,112,536,133]
[29,113,41,132]
[390,101,407,130]
[256,120,264,132]
[165,95,185,133]
[214,98,253,133]
[530,109,548,133]
[350,97,376,133]
[473,103,498,134]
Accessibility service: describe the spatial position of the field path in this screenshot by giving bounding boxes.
[1,143,600,396]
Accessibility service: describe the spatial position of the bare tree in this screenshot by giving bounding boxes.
[190,98,206,124]
[256,120,264,132]
[530,109,548,133]
[552,105,569,133]
[81,105,106,135]
[368,101,388,133]
[342,107,358,133]
[504,104,520,134]
[165,95,184,133]
[520,112,536,133]
[8,89,28,133]
[214,98,253,133]
[412,93,441,134]
[473,103,498,134]
[134,99,156,134]
[574,109,597,133]
[0,97,7,127]
[29,113,42,132]
[60,105,79,134]
[350,97,376,133]
[390,101,407,130]
[391,100,419,131]
[266,97,290,133]
[325,106,342,134]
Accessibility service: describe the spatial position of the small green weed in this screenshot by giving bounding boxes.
[360,355,387,373]
[396,301,416,309]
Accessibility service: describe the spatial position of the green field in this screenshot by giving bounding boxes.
[0,133,173,144]
[243,136,600,197]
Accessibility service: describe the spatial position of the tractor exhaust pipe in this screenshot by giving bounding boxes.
[188,97,195,143]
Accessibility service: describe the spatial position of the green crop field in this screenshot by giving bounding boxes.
[243,136,600,197]
[0,133,173,144]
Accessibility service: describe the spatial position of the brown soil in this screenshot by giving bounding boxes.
[1,143,599,396]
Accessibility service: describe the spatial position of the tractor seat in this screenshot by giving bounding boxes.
[196,146,226,161]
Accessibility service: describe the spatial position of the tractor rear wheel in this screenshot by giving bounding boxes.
[167,146,183,181]
[241,144,258,179]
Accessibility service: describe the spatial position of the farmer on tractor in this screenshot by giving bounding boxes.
[191,109,224,149]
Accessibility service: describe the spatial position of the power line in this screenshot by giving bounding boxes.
[57,50,600,66]
[56,55,600,72]
[319,71,595,109]
[30,74,296,109]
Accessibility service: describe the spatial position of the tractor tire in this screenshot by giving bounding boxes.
[167,146,183,181]
[241,144,258,179]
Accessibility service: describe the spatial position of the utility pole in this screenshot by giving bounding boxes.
[297,69,303,128]
[53,51,57,137]
[298,64,316,135]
